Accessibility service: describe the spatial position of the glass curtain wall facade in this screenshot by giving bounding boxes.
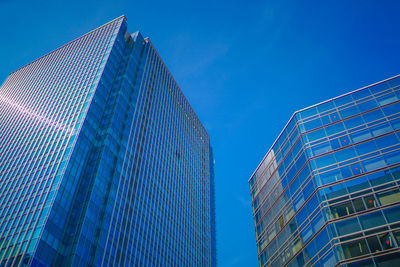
[0,16,216,266]
[249,75,400,266]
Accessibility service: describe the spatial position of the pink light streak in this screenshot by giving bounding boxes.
[0,95,73,133]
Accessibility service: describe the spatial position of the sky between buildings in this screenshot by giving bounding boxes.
[0,0,400,266]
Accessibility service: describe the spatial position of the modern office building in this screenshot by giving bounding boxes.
[249,76,400,266]
[0,16,216,266]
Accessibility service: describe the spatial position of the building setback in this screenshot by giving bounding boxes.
[0,16,216,266]
[249,76,400,266]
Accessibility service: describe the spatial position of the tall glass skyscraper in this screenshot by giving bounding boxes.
[249,76,400,266]
[0,16,216,266]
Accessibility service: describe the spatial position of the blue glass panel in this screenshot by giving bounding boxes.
[362,157,387,172]
[315,154,336,168]
[352,89,371,100]
[304,118,323,132]
[339,105,360,119]
[343,116,364,130]
[370,82,390,94]
[357,99,378,112]
[355,140,378,156]
[382,101,400,116]
[325,122,345,135]
[350,129,373,143]
[317,101,336,113]
[346,175,370,193]
[299,107,318,120]
[359,211,386,229]
[311,142,332,157]
[362,109,385,123]
[335,217,361,236]
[334,94,354,108]
[383,206,400,223]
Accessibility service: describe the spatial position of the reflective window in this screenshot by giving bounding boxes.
[359,211,385,229]
[341,239,369,259]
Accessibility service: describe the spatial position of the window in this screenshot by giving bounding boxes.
[362,157,386,172]
[355,140,378,156]
[344,116,364,130]
[340,105,360,119]
[342,239,369,259]
[379,233,395,250]
[383,206,400,223]
[304,118,323,132]
[362,109,384,124]
[278,215,284,230]
[326,122,345,135]
[311,142,332,157]
[336,217,361,236]
[315,154,336,169]
[350,129,372,143]
[377,188,400,206]
[346,176,370,193]
[329,201,354,219]
[377,92,398,106]
[352,198,366,212]
[335,147,357,162]
[319,169,342,185]
[359,211,385,230]
[357,99,378,113]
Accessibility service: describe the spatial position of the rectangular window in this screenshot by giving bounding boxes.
[342,239,369,259]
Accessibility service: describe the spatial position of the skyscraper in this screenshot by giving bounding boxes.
[0,16,216,266]
[249,76,400,266]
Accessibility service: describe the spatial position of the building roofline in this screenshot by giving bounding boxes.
[296,73,400,113]
[144,37,210,139]
[248,73,400,183]
[9,15,127,76]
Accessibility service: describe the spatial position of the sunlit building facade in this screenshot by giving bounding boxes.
[249,76,400,266]
[0,16,216,266]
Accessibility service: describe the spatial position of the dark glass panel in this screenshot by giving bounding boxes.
[330,201,354,219]
[341,239,369,259]
[379,232,395,250]
[347,258,375,267]
[366,235,382,253]
[375,252,400,266]
[352,198,366,212]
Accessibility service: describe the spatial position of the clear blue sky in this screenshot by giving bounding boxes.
[1,0,400,266]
